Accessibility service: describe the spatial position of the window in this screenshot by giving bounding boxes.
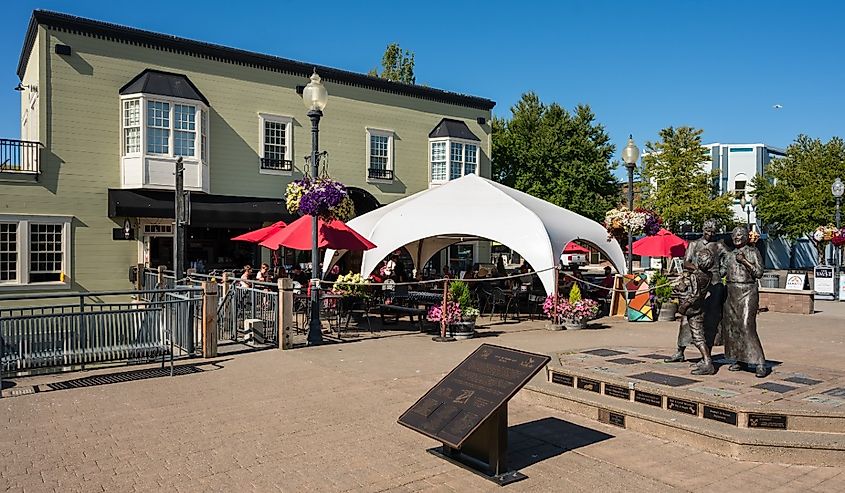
[123,99,141,155]
[734,173,748,200]
[147,101,170,154]
[201,110,208,162]
[259,114,293,173]
[0,216,71,287]
[173,104,196,157]
[430,141,447,182]
[366,129,394,180]
[0,223,17,282]
[430,139,478,184]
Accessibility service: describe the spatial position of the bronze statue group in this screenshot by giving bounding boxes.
[666,220,769,378]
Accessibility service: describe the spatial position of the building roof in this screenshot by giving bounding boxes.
[19,10,495,111]
[428,118,481,141]
[119,69,209,105]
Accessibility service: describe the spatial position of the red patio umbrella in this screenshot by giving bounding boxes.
[562,241,590,254]
[631,228,688,257]
[231,221,287,243]
[259,216,376,251]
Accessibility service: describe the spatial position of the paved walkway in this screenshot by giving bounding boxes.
[3,303,845,492]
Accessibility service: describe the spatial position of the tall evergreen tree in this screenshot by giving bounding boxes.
[491,92,619,222]
[640,126,734,231]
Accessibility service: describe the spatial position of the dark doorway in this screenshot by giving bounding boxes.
[149,236,173,269]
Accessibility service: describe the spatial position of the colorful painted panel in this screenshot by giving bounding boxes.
[625,274,654,322]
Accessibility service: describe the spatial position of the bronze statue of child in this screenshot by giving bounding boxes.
[674,249,716,375]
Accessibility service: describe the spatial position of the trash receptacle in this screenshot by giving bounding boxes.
[760,273,779,288]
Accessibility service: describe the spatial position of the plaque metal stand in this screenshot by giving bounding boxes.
[427,404,526,485]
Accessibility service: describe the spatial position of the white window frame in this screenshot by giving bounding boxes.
[119,94,208,164]
[428,137,479,185]
[123,98,142,156]
[366,128,395,183]
[0,214,72,290]
[258,113,293,176]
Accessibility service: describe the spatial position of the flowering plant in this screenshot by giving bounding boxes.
[427,301,462,324]
[604,207,662,242]
[332,272,370,298]
[813,225,840,242]
[462,307,480,319]
[543,293,599,323]
[286,177,355,221]
[832,230,845,248]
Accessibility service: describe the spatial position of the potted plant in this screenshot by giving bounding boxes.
[543,284,600,330]
[652,272,677,321]
[450,280,477,339]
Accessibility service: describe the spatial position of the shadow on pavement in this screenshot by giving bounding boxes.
[507,417,614,470]
[43,359,232,392]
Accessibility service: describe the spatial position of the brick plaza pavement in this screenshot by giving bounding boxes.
[2,302,845,492]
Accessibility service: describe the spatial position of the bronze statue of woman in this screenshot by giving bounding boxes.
[723,226,769,378]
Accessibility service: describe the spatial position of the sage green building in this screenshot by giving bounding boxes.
[2,10,494,293]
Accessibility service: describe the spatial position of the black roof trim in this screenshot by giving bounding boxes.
[428,118,481,141]
[119,69,210,105]
[19,10,496,111]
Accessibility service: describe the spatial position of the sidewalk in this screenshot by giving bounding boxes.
[2,309,845,492]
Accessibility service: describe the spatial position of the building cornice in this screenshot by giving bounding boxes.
[18,10,496,111]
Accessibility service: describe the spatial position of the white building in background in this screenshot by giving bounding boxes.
[702,143,786,228]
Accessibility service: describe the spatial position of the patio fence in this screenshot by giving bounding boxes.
[0,287,204,387]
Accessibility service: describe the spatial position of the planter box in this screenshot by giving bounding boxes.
[758,287,814,315]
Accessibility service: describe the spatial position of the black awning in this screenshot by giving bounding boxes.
[108,189,294,228]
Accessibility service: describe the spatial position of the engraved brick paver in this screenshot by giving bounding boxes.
[3,303,845,492]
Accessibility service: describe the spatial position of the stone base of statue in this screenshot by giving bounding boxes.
[522,346,845,467]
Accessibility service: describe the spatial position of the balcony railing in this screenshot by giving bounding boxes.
[0,139,41,175]
[260,157,293,172]
[367,167,394,180]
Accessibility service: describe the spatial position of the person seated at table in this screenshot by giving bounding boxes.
[291,265,309,286]
[238,265,253,288]
[596,266,615,299]
[256,263,271,283]
[324,264,340,283]
[442,266,452,279]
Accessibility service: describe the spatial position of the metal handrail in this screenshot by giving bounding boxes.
[0,287,202,302]
[0,138,41,174]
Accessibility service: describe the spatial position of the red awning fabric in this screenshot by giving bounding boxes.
[631,228,688,257]
[259,216,376,251]
[562,241,590,254]
[231,221,287,243]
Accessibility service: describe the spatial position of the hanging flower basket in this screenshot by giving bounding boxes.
[603,207,662,246]
[286,177,355,221]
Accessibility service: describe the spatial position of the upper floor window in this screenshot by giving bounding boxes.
[123,99,141,154]
[734,173,748,200]
[366,128,394,181]
[259,114,293,174]
[430,139,478,184]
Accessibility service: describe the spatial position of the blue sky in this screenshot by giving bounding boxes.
[2,0,843,177]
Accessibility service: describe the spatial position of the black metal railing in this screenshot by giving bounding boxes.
[260,157,293,172]
[367,168,394,180]
[0,138,41,174]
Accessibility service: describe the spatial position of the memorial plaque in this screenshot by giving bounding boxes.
[577,377,600,393]
[667,397,698,415]
[604,384,631,400]
[398,344,550,449]
[639,353,672,360]
[822,387,845,398]
[783,376,822,386]
[607,357,643,365]
[634,390,663,407]
[581,349,627,357]
[550,372,574,387]
[703,406,737,426]
[753,382,799,394]
[598,409,626,428]
[748,413,788,429]
[630,372,700,387]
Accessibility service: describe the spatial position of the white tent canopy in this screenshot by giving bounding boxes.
[324,174,626,295]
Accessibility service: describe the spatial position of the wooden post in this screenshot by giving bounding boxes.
[157,265,164,288]
[279,278,293,349]
[135,263,144,291]
[201,281,218,358]
[222,272,230,299]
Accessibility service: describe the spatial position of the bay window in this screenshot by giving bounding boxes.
[429,139,478,184]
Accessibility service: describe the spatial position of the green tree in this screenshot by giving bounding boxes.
[491,92,619,222]
[640,126,734,231]
[752,135,845,255]
[368,43,415,84]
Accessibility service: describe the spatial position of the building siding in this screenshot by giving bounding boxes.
[1,25,491,293]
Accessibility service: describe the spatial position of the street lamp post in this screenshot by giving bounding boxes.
[302,71,328,345]
[833,177,844,298]
[621,135,640,274]
[739,195,757,230]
